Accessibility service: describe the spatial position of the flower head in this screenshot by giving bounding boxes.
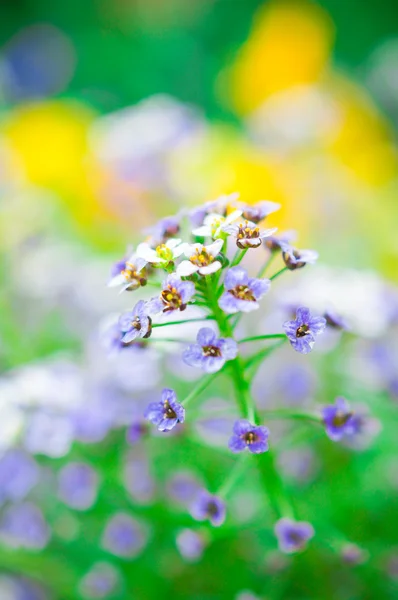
[224,219,277,249]
[145,388,185,432]
[176,240,224,277]
[118,300,152,343]
[147,274,195,314]
[183,327,238,373]
[283,307,326,354]
[265,230,297,252]
[190,490,226,527]
[126,421,148,445]
[145,214,181,246]
[176,528,205,562]
[281,244,318,270]
[274,517,314,554]
[235,200,281,224]
[322,397,357,441]
[136,238,185,268]
[192,209,242,239]
[219,266,270,313]
[58,462,99,511]
[228,420,269,454]
[189,192,240,227]
[324,309,350,330]
[108,253,147,291]
[101,513,147,558]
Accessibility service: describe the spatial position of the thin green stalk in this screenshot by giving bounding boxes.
[270,266,288,281]
[244,339,287,373]
[217,454,248,498]
[181,371,220,407]
[230,248,248,267]
[152,316,215,329]
[254,452,295,519]
[238,334,286,344]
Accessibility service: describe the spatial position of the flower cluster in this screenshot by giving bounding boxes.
[106,192,372,557]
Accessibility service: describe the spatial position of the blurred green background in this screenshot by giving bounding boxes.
[0,1,398,599]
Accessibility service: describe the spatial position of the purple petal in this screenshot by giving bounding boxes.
[309,316,327,335]
[201,355,225,373]
[182,344,205,369]
[218,292,243,314]
[218,338,238,360]
[224,267,249,289]
[296,307,311,325]
[248,277,271,299]
[197,327,217,346]
[233,419,252,435]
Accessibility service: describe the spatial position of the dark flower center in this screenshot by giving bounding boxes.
[237,221,260,240]
[243,431,258,444]
[206,501,219,517]
[242,209,262,223]
[283,248,306,270]
[287,530,305,545]
[230,284,256,302]
[202,345,222,357]
[131,317,142,330]
[190,249,214,267]
[161,285,185,312]
[163,401,177,420]
[332,411,353,427]
[296,324,310,338]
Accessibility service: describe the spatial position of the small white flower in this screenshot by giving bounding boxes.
[136,238,185,266]
[108,253,147,291]
[177,239,224,276]
[192,209,242,239]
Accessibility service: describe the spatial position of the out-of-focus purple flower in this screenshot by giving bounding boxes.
[79,561,121,599]
[119,300,152,343]
[236,200,281,224]
[122,455,155,504]
[177,240,223,277]
[342,407,381,450]
[228,420,269,454]
[265,230,297,251]
[281,244,318,270]
[324,310,350,330]
[58,462,99,511]
[0,449,38,504]
[0,502,50,550]
[101,323,129,354]
[283,307,326,354]
[145,214,182,246]
[101,513,147,559]
[224,219,277,249]
[147,274,195,314]
[341,543,369,565]
[278,447,319,484]
[176,528,205,562]
[189,193,240,227]
[24,411,74,457]
[219,266,270,313]
[274,517,314,554]
[183,327,238,373]
[322,397,357,441]
[108,252,147,291]
[190,490,226,527]
[166,471,202,506]
[145,388,185,432]
[126,421,148,445]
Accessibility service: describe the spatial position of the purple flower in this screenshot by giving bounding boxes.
[108,252,147,291]
[145,214,181,245]
[322,397,357,441]
[324,309,350,330]
[147,274,195,314]
[119,300,152,343]
[79,562,121,599]
[145,388,185,432]
[126,421,148,445]
[265,230,297,251]
[219,266,270,313]
[281,244,318,270]
[176,528,205,562]
[189,192,240,227]
[228,420,269,454]
[183,327,238,373]
[224,219,277,249]
[0,450,38,504]
[274,517,314,554]
[341,543,369,565]
[101,513,147,559]
[58,462,99,511]
[0,502,50,550]
[235,200,281,224]
[283,307,326,354]
[190,490,226,527]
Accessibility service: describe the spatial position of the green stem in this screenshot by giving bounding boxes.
[181,372,220,407]
[152,316,215,328]
[217,454,248,498]
[256,251,276,278]
[262,409,322,423]
[238,334,286,344]
[230,248,248,267]
[254,452,295,519]
[270,266,288,281]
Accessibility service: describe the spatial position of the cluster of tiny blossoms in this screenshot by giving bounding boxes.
[106,193,362,555]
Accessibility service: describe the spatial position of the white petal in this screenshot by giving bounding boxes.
[224,209,242,225]
[107,273,126,287]
[176,261,198,276]
[199,261,222,275]
[136,242,157,261]
[183,243,202,257]
[260,227,278,238]
[205,239,223,256]
[172,244,187,259]
[192,225,211,236]
[166,238,182,249]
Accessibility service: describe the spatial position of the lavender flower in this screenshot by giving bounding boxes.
[145,214,181,245]
[58,462,99,510]
[324,309,350,330]
[190,490,226,527]
[147,274,195,314]
[79,562,121,599]
[126,421,148,445]
[183,327,238,373]
[281,244,318,270]
[176,240,223,276]
[341,543,369,565]
[228,419,269,454]
[274,517,314,554]
[0,502,50,550]
[118,300,152,343]
[265,230,297,251]
[108,252,147,291]
[102,513,147,559]
[176,528,205,562]
[145,388,185,432]
[235,200,281,223]
[0,450,38,504]
[224,219,277,249]
[322,397,357,441]
[189,192,240,227]
[283,307,326,354]
[219,266,270,313]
